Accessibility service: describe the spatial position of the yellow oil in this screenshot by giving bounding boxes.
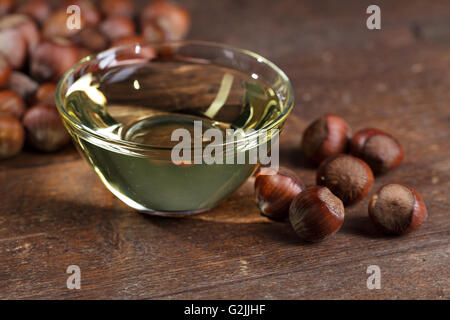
[63,61,283,214]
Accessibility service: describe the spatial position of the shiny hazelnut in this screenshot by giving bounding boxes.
[289,186,345,242]
[369,183,427,235]
[0,53,11,87]
[0,0,13,16]
[71,27,110,53]
[141,0,191,41]
[33,83,57,106]
[22,105,71,152]
[0,90,25,118]
[30,38,81,81]
[17,0,51,25]
[0,115,24,159]
[301,114,350,165]
[317,154,374,205]
[254,167,306,220]
[350,128,403,174]
[6,71,38,101]
[100,0,135,18]
[100,16,136,42]
[0,14,40,53]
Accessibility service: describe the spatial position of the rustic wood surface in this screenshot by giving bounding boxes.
[1,0,449,299]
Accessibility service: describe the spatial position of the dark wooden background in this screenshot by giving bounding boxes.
[0,0,449,299]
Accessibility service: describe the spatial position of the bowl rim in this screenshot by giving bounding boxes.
[55,40,294,152]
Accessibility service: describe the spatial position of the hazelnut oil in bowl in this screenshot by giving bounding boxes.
[56,41,294,216]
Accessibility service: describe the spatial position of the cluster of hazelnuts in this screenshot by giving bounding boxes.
[254,114,428,242]
[0,0,190,159]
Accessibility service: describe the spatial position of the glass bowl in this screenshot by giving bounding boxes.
[55,41,294,216]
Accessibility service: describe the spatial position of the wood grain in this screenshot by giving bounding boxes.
[0,0,449,299]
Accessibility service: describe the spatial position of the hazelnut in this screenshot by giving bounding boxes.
[369,183,427,235]
[0,27,27,69]
[141,0,191,41]
[100,16,136,42]
[32,83,57,106]
[142,20,167,43]
[6,71,38,101]
[17,0,51,25]
[254,167,306,220]
[71,27,110,53]
[301,114,350,164]
[0,14,40,53]
[30,38,81,81]
[317,154,374,205]
[0,53,11,87]
[100,0,135,18]
[0,0,13,16]
[22,105,71,152]
[0,115,24,159]
[289,186,345,242]
[0,90,26,119]
[350,128,403,174]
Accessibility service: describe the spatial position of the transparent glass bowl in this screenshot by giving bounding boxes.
[56,41,294,216]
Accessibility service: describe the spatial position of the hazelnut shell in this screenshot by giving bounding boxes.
[0,115,24,159]
[350,128,403,174]
[22,105,71,152]
[254,167,306,220]
[289,186,345,242]
[317,154,374,205]
[141,0,191,41]
[0,90,26,119]
[368,183,427,235]
[301,114,350,164]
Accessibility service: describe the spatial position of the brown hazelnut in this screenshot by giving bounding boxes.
[317,154,374,205]
[0,90,25,119]
[30,38,81,81]
[142,20,167,42]
[22,105,71,152]
[17,0,51,25]
[350,128,403,174]
[100,0,135,18]
[100,16,136,42]
[32,83,57,106]
[289,186,345,242]
[0,53,11,87]
[369,183,427,235]
[0,115,24,159]
[254,167,306,220]
[141,0,191,41]
[0,14,40,53]
[301,114,350,165]
[71,27,110,53]
[0,27,27,69]
[0,0,13,16]
[6,71,38,101]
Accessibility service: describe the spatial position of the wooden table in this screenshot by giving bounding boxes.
[1,0,449,299]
